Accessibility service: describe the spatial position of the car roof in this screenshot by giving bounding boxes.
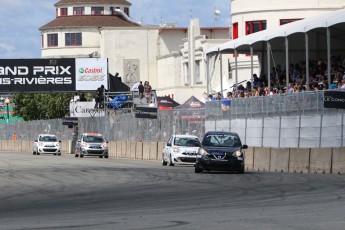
[204,131,239,136]
[83,133,102,136]
[39,134,57,137]
[172,134,200,139]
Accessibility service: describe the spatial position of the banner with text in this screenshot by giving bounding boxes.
[0,58,108,92]
[324,90,345,109]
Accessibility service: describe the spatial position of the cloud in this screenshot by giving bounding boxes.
[0,43,15,52]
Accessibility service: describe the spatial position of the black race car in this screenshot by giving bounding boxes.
[195,131,248,173]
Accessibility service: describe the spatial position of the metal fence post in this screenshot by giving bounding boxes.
[298,114,301,148]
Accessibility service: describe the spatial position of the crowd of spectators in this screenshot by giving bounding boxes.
[211,56,345,99]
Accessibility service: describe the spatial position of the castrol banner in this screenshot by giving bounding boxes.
[75,58,108,91]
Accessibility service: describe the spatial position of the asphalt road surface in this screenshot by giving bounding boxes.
[0,152,345,230]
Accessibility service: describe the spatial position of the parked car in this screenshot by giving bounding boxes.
[162,134,201,166]
[195,131,248,173]
[33,134,61,155]
[75,133,109,158]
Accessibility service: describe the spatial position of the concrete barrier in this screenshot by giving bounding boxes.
[253,147,270,171]
[157,142,165,162]
[289,148,310,173]
[136,142,143,159]
[120,141,126,158]
[129,142,136,159]
[1,139,345,176]
[309,148,332,174]
[270,148,289,173]
[125,142,131,158]
[115,142,121,158]
[244,147,254,171]
[108,141,116,158]
[149,142,158,160]
[332,148,345,174]
[142,142,150,160]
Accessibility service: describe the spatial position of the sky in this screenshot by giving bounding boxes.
[0,0,230,59]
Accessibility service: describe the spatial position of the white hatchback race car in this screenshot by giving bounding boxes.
[33,134,61,155]
[162,134,201,166]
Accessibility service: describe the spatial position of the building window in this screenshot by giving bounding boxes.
[73,7,84,15]
[60,8,68,16]
[280,18,303,25]
[232,22,238,39]
[246,20,266,35]
[124,7,129,16]
[91,7,104,15]
[195,60,200,82]
[47,34,58,47]
[184,63,189,84]
[65,33,82,46]
[110,6,120,15]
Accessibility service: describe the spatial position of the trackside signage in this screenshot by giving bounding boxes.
[76,58,108,91]
[324,90,345,109]
[0,58,108,92]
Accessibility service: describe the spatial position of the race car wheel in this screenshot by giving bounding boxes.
[162,155,167,166]
[33,151,36,155]
[99,156,103,158]
[194,164,203,173]
[105,155,109,158]
[168,155,174,166]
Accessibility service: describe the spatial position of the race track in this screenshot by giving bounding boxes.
[0,152,344,230]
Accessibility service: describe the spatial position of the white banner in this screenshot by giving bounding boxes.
[75,58,108,91]
[69,101,105,117]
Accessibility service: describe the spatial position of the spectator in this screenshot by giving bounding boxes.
[138,81,144,103]
[79,94,87,102]
[144,81,152,103]
[94,85,105,109]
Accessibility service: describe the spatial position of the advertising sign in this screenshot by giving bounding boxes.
[75,58,108,91]
[134,106,158,119]
[0,58,108,92]
[69,101,105,117]
[0,59,75,92]
[324,90,345,109]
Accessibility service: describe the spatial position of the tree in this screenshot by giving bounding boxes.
[12,93,72,121]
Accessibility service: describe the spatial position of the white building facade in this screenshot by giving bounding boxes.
[40,0,230,103]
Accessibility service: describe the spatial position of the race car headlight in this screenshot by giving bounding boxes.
[101,142,108,148]
[198,148,208,156]
[172,146,180,153]
[56,143,60,147]
[39,142,44,146]
[233,150,243,157]
[81,143,89,148]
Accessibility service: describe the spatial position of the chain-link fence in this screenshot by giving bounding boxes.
[0,91,343,147]
[0,109,205,142]
[205,91,343,120]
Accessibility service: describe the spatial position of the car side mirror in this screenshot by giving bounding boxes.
[59,140,62,143]
[242,144,248,149]
[167,142,171,147]
[34,139,38,142]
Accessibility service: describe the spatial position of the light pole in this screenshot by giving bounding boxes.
[4,97,10,123]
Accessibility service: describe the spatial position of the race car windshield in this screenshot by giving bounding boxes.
[40,136,58,142]
[84,136,105,143]
[174,137,201,147]
[202,134,241,147]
